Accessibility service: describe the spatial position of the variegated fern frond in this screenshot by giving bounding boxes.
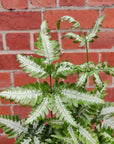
[77,124,99,144]
[62,32,86,47]
[102,117,114,129]
[54,95,77,127]
[0,86,42,107]
[86,15,105,42]
[17,54,48,79]
[34,21,60,64]
[62,88,104,104]
[24,98,48,125]
[0,115,27,138]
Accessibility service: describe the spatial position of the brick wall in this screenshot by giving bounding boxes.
[0,0,114,143]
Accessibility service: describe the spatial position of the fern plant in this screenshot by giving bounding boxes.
[0,15,114,144]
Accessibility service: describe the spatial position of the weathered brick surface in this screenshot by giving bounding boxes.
[0,106,11,115]
[88,0,114,6]
[1,0,28,9]
[0,35,3,50]
[30,0,56,7]
[0,55,19,70]
[13,105,32,119]
[102,9,114,28]
[0,73,11,88]
[60,0,85,6]
[0,12,41,30]
[6,33,30,50]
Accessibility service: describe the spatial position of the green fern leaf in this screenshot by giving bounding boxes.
[86,15,105,42]
[24,98,48,125]
[51,135,72,143]
[102,117,114,129]
[63,32,85,47]
[17,54,48,78]
[101,106,114,115]
[57,15,80,29]
[0,87,42,107]
[62,89,104,104]
[0,115,27,138]
[94,73,103,89]
[78,124,98,144]
[20,138,31,144]
[33,136,40,144]
[55,95,77,127]
[35,21,60,64]
[68,126,79,144]
[76,73,88,87]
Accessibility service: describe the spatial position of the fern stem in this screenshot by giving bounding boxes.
[49,74,53,118]
[85,41,89,64]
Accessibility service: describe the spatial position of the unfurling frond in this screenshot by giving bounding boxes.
[62,89,104,104]
[34,21,60,64]
[57,15,80,29]
[0,115,27,138]
[17,54,48,79]
[54,95,77,127]
[25,98,48,125]
[0,87,42,107]
[86,15,105,42]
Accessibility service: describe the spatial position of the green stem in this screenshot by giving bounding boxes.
[49,73,53,118]
[85,41,89,63]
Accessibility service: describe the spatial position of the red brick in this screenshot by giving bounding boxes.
[102,9,114,28]
[64,74,79,84]
[88,0,114,6]
[0,55,19,70]
[34,32,58,49]
[0,12,41,30]
[89,31,114,49]
[60,0,85,6]
[13,105,32,119]
[101,52,114,66]
[104,88,114,102]
[0,106,11,115]
[59,53,99,65]
[0,128,3,133]
[0,135,15,144]
[62,32,86,49]
[44,10,99,29]
[89,72,112,86]
[6,33,30,50]
[1,0,28,9]
[30,0,56,7]
[0,34,3,50]
[0,73,11,88]
[14,71,37,86]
